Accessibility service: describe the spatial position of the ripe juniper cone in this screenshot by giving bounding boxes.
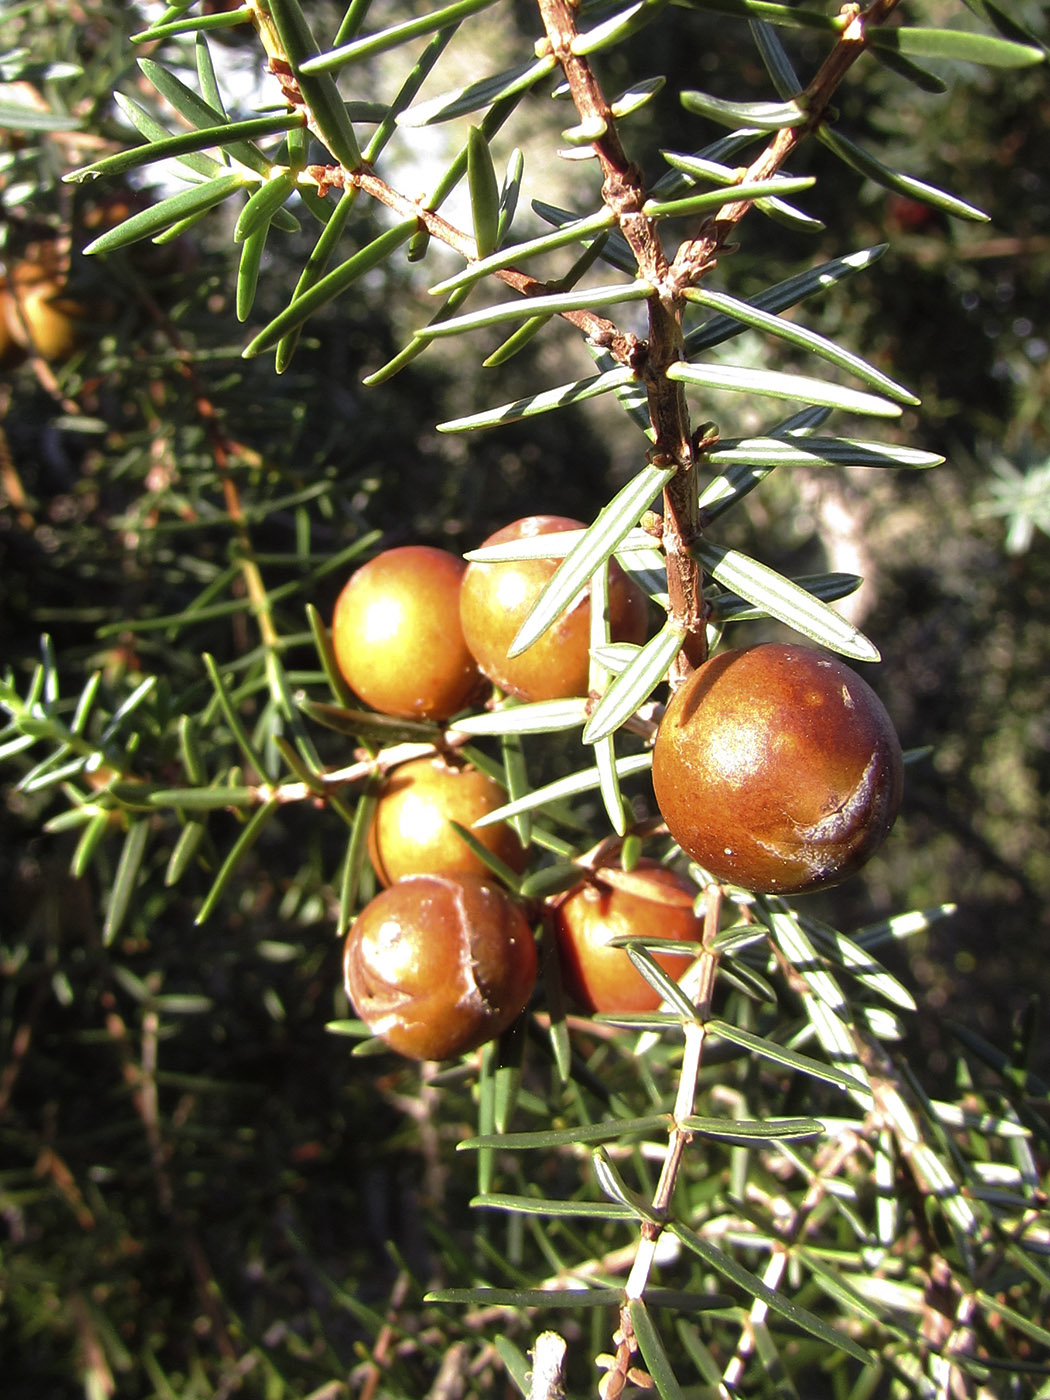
[367,753,527,887]
[331,545,482,721]
[459,515,649,702]
[552,861,704,1015]
[344,873,537,1060]
[652,643,904,894]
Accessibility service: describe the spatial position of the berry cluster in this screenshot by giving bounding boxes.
[333,521,903,1061]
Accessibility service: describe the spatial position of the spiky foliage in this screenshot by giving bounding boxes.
[2,1,1049,1397]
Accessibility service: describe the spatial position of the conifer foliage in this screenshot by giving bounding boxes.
[2,1,1049,1396]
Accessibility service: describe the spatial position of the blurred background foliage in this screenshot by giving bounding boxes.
[1,0,1048,1396]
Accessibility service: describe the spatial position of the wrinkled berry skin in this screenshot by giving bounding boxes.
[344,874,537,1060]
[331,546,482,721]
[652,643,903,895]
[551,861,703,1014]
[459,515,649,702]
[367,755,527,887]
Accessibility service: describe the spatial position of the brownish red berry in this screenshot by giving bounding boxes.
[652,643,903,894]
[551,861,703,1014]
[344,873,537,1059]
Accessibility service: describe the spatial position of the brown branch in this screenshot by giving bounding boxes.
[670,0,906,290]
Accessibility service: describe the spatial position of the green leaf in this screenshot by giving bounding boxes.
[534,199,638,275]
[364,280,474,384]
[750,17,803,99]
[467,126,500,258]
[683,288,918,404]
[132,7,250,42]
[427,1287,636,1309]
[656,150,821,229]
[462,1115,670,1151]
[301,0,500,71]
[466,527,652,563]
[510,462,675,659]
[165,820,208,887]
[819,126,989,222]
[800,915,917,1012]
[705,436,944,471]
[148,787,256,811]
[264,0,362,168]
[711,571,861,621]
[416,279,652,340]
[705,1018,869,1095]
[629,1300,686,1400]
[337,785,377,938]
[681,1114,825,1142]
[104,819,151,946]
[472,1193,636,1219]
[684,244,888,355]
[680,89,807,129]
[137,58,277,176]
[854,902,956,951]
[869,44,948,95]
[611,75,666,119]
[671,0,837,29]
[474,752,652,827]
[449,698,589,736]
[625,946,700,1021]
[71,111,305,184]
[234,171,297,242]
[437,365,637,433]
[195,799,280,924]
[960,1,1048,55]
[275,186,358,369]
[82,174,247,254]
[204,653,270,777]
[71,812,114,880]
[236,226,267,322]
[868,26,1044,68]
[571,0,672,57]
[483,235,612,368]
[364,22,462,166]
[643,174,814,220]
[297,695,437,745]
[104,93,222,178]
[670,1222,873,1365]
[243,218,417,356]
[592,1147,663,1223]
[692,538,879,660]
[667,361,901,419]
[429,207,613,297]
[398,54,556,127]
[583,624,683,744]
[446,821,523,892]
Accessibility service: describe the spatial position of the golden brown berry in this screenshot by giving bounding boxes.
[344,873,537,1060]
[652,643,903,894]
[331,545,483,721]
[459,515,649,702]
[4,263,83,361]
[367,754,527,887]
[551,862,702,1014]
[0,284,20,366]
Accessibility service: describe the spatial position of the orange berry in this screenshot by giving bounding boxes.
[331,545,482,721]
[367,754,527,886]
[459,515,649,702]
